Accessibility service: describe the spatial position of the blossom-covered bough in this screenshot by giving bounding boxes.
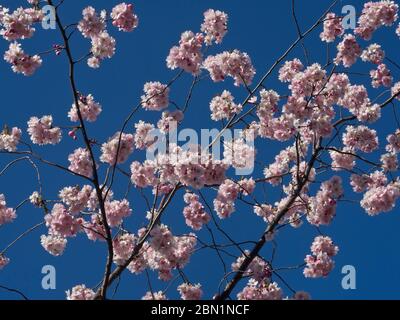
[1,0,400,300]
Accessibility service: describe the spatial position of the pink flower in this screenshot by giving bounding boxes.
[44,203,82,237]
[381,153,398,171]
[304,236,338,278]
[183,192,210,230]
[334,34,361,68]
[177,283,203,300]
[166,31,204,74]
[130,161,157,188]
[278,58,304,83]
[360,182,400,215]
[355,1,399,40]
[59,185,92,215]
[100,132,134,165]
[89,31,116,68]
[68,148,93,178]
[0,194,16,226]
[320,13,344,42]
[223,138,255,171]
[343,125,379,153]
[386,129,400,152]
[141,82,169,111]
[213,179,240,219]
[78,6,105,39]
[329,147,355,171]
[83,214,106,241]
[111,3,138,32]
[0,7,43,41]
[68,94,102,122]
[370,63,392,88]
[361,43,385,64]
[113,233,136,265]
[105,199,132,227]
[27,115,62,145]
[4,42,42,76]
[391,81,400,100]
[237,279,283,300]
[201,9,228,45]
[232,251,271,281]
[134,121,156,149]
[66,285,95,300]
[40,234,67,256]
[142,291,167,300]
[0,126,21,151]
[203,50,256,86]
[0,254,9,270]
[210,90,242,121]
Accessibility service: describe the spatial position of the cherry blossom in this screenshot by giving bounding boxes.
[4,42,42,76]
[141,81,169,111]
[334,34,361,68]
[111,3,139,32]
[68,94,102,122]
[209,90,242,121]
[0,127,21,152]
[320,13,344,42]
[304,236,338,278]
[100,132,134,165]
[183,192,210,230]
[44,203,82,237]
[177,283,203,300]
[78,6,106,39]
[66,285,95,300]
[0,194,16,226]
[201,9,228,45]
[68,148,93,178]
[40,234,67,256]
[27,115,62,145]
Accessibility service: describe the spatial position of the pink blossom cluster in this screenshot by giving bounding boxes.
[237,279,283,300]
[350,170,387,193]
[4,42,42,76]
[307,176,343,226]
[177,283,203,300]
[355,0,399,40]
[320,13,344,42]
[392,81,400,99]
[329,147,355,171]
[304,236,338,278]
[129,224,197,281]
[141,81,170,111]
[0,254,9,270]
[40,234,67,256]
[213,179,240,219]
[223,138,255,170]
[27,115,62,145]
[68,148,93,178]
[59,185,92,214]
[100,132,134,165]
[360,180,400,215]
[157,110,184,134]
[334,34,361,68]
[142,291,167,300]
[78,6,106,39]
[89,31,116,68]
[370,63,393,88]
[361,43,385,64]
[381,152,398,171]
[0,194,16,226]
[264,145,298,185]
[0,7,43,41]
[342,125,379,153]
[0,127,21,152]
[68,94,102,122]
[232,251,271,281]
[201,9,228,45]
[209,90,242,121]
[166,31,204,74]
[111,3,139,32]
[113,233,136,265]
[183,192,210,230]
[386,129,400,152]
[339,85,381,122]
[104,199,132,227]
[134,121,156,149]
[44,203,82,238]
[203,50,256,86]
[278,58,304,83]
[83,214,106,241]
[66,285,95,300]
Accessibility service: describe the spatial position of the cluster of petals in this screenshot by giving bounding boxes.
[4,42,42,76]
[183,192,210,230]
[213,179,240,218]
[27,115,62,145]
[44,203,82,238]
[100,132,134,165]
[142,291,167,300]
[209,90,242,121]
[320,13,344,42]
[370,63,392,88]
[66,285,95,300]
[342,125,379,153]
[334,34,361,68]
[200,9,228,45]
[361,44,385,64]
[134,121,156,149]
[68,94,102,122]
[104,199,132,227]
[232,251,272,281]
[0,7,43,41]
[278,58,304,83]
[355,0,399,40]
[329,147,356,171]
[304,236,338,278]
[0,127,21,151]
[141,81,169,111]
[0,194,16,226]
[237,279,283,300]
[203,50,256,86]
[113,233,136,265]
[177,283,203,300]
[111,3,139,32]
[59,185,92,214]
[68,148,93,178]
[40,234,67,256]
[166,31,204,74]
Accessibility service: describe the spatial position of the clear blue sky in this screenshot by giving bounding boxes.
[1,0,400,300]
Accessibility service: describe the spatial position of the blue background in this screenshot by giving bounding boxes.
[1,0,400,300]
